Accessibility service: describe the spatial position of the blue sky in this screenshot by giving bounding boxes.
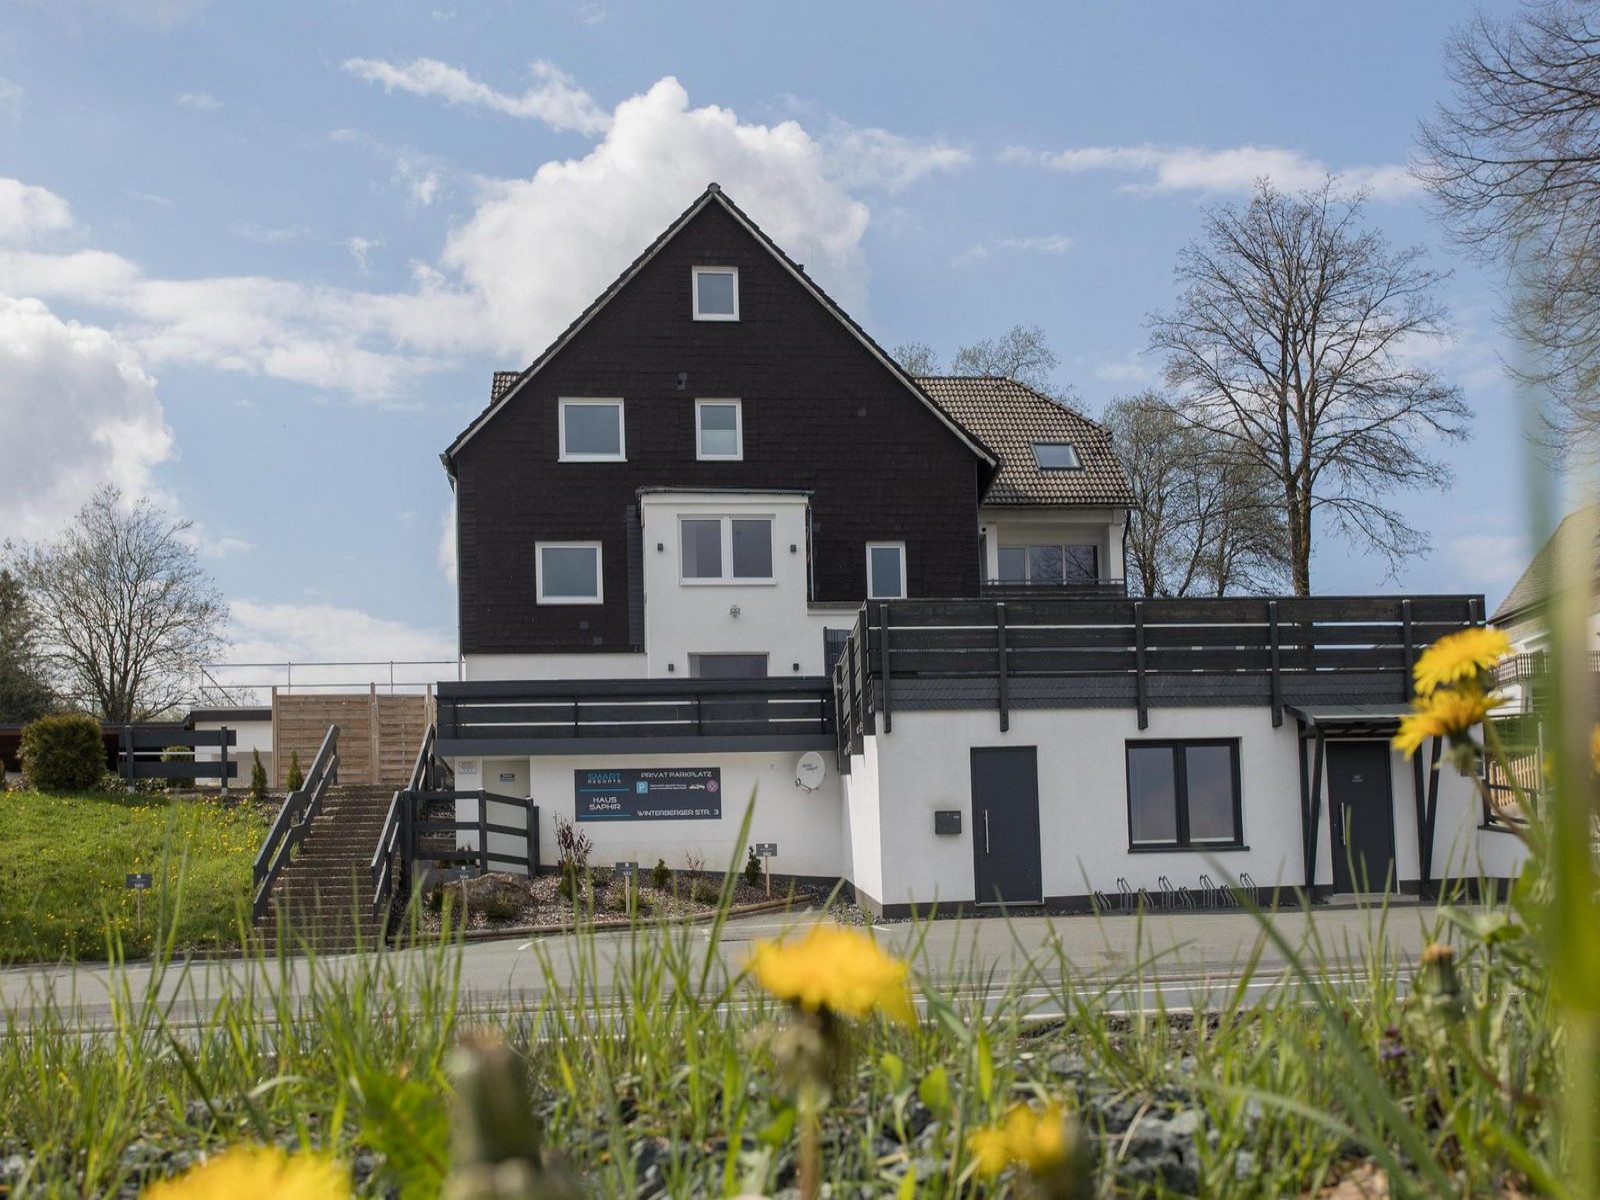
[0,0,1547,671]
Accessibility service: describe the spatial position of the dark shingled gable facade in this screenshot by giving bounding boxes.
[445,189,1001,656]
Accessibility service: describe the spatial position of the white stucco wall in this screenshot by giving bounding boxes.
[640,491,846,678]
[449,749,844,880]
[844,705,1507,911]
[464,653,648,681]
[191,716,274,783]
[978,506,1127,584]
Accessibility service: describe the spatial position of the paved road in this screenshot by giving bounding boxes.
[0,902,1451,1031]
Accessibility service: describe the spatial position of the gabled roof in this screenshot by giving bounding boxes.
[1492,503,1600,625]
[915,376,1134,507]
[443,184,998,477]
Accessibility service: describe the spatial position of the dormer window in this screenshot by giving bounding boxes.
[1032,442,1081,470]
[692,267,739,321]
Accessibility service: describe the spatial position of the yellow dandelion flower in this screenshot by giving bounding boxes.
[747,923,915,1024]
[141,1145,348,1200]
[1412,628,1510,696]
[1393,687,1494,758]
[968,1102,1071,1176]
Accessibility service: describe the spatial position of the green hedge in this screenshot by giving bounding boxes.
[19,713,104,793]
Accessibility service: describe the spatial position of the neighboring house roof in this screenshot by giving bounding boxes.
[915,375,1135,508]
[444,183,998,477]
[1492,503,1600,626]
[490,371,519,404]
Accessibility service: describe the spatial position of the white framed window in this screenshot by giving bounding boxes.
[695,399,743,460]
[679,516,773,583]
[692,266,739,321]
[867,542,907,600]
[558,398,625,462]
[535,542,603,604]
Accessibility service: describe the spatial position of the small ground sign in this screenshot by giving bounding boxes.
[125,873,153,890]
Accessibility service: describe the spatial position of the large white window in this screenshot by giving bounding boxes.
[680,516,773,583]
[866,542,907,599]
[695,399,743,460]
[692,267,739,321]
[558,398,625,462]
[536,542,603,604]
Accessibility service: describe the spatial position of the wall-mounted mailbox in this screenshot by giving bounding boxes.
[934,810,961,835]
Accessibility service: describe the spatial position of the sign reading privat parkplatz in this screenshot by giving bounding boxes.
[575,767,721,821]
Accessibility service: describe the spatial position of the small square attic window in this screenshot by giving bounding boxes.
[1032,442,1081,470]
[693,267,739,320]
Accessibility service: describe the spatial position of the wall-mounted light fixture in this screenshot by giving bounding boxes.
[656,542,664,553]
[729,604,741,618]
[675,372,688,391]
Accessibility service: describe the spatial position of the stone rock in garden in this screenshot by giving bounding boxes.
[441,873,530,921]
[1046,1051,1088,1080]
[1099,1107,1205,1196]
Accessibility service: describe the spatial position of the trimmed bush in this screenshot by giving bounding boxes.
[285,750,304,792]
[651,857,671,891]
[19,713,104,794]
[743,845,762,887]
[249,749,268,802]
[691,878,721,906]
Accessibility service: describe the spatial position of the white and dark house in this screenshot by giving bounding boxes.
[429,183,1525,915]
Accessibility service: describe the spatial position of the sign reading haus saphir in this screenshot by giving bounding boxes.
[575,767,722,822]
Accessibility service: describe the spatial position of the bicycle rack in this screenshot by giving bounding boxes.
[1116,877,1135,912]
[1157,875,1176,910]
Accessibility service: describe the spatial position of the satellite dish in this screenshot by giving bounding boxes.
[795,751,827,792]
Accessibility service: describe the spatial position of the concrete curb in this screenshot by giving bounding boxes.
[450,894,807,943]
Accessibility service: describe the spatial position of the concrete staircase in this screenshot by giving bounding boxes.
[254,784,396,952]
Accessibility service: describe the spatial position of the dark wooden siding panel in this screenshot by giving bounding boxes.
[454,202,983,655]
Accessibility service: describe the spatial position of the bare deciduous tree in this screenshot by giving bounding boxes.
[1103,392,1289,597]
[1418,1,1600,451]
[891,340,941,375]
[1147,180,1471,595]
[895,324,1074,403]
[9,487,228,720]
[950,323,1064,398]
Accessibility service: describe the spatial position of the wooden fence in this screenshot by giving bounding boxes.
[271,687,432,786]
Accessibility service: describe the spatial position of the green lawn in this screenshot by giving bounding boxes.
[0,790,269,962]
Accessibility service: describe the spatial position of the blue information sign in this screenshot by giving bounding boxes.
[575,767,722,821]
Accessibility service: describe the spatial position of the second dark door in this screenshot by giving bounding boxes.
[970,747,1044,905]
[1327,741,1398,893]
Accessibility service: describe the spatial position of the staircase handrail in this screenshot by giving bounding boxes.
[369,723,436,920]
[251,723,340,923]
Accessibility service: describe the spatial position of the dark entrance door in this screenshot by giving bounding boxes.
[970,747,1043,905]
[1327,742,1397,893]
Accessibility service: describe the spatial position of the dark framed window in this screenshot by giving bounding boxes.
[1125,739,1243,849]
[997,543,1098,584]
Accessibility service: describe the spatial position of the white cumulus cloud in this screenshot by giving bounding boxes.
[0,295,174,541]
[0,72,913,398]
[343,57,611,135]
[0,178,73,242]
[226,599,456,666]
[440,76,871,357]
[1001,142,1420,201]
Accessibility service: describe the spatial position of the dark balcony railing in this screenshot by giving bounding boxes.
[981,577,1128,598]
[832,593,1487,765]
[436,676,835,756]
[1493,649,1600,687]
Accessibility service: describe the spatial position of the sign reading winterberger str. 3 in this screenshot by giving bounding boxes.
[575,767,722,821]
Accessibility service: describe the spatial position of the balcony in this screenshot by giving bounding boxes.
[435,676,836,756]
[980,577,1128,599]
